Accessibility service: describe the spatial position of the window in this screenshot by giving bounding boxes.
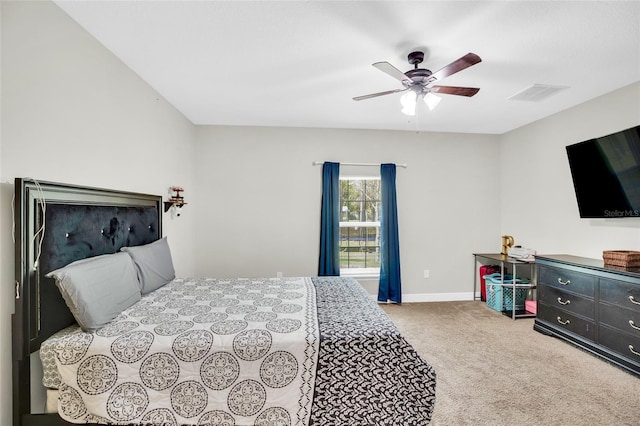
[339,177,381,276]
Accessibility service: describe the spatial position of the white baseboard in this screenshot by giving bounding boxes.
[402,292,475,302]
[372,292,477,303]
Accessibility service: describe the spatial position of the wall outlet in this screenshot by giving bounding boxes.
[276,271,283,278]
[423,269,430,278]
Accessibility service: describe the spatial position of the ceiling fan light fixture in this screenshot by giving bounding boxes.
[423,92,441,111]
[401,104,416,116]
[400,91,417,116]
[400,90,417,107]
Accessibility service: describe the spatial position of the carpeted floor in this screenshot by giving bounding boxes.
[381,301,639,426]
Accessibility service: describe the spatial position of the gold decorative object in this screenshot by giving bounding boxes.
[501,235,514,255]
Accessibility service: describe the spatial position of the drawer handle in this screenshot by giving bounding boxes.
[629,320,640,331]
[630,295,640,306]
[557,316,571,325]
[557,278,571,286]
[630,345,640,357]
[557,297,571,305]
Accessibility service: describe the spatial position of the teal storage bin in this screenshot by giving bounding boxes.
[483,273,529,312]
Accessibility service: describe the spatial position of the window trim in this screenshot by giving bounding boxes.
[339,221,381,228]
[340,267,380,279]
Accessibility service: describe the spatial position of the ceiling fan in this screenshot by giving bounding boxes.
[353,51,482,115]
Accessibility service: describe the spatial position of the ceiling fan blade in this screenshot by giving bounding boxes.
[430,85,480,97]
[429,53,482,82]
[372,62,412,83]
[353,88,408,101]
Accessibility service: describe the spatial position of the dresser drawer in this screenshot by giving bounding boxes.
[599,303,640,337]
[598,324,640,363]
[538,285,594,319]
[538,302,595,340]
[599,278,640,311]
[538,265,595,297]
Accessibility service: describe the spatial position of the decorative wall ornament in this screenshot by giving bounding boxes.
[164,186,187,217]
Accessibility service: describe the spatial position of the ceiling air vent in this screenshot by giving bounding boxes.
[508,84,569,102]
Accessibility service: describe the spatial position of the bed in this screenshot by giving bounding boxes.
[12,178,436,426]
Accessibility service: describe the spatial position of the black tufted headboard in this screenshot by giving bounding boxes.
[37,204,160,347]
[12,178,162,425]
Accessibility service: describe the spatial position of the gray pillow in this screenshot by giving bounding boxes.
[121,237,175,294]
[46,252,141,332]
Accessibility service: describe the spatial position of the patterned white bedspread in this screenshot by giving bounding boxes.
[42,276,437,425]
[44,277,319,425]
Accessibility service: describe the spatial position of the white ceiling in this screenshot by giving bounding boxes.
[53,0,640,134]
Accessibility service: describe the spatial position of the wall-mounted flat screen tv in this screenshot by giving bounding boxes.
[566,125,640,218]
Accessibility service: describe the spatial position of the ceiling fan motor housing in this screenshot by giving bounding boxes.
[405,68,432,83]
[405,51,432,83]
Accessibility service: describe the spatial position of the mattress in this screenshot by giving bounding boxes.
[41,276,436,425]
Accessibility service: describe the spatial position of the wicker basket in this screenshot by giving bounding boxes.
[602,250,640,267]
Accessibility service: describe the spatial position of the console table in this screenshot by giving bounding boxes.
[534,254,640,376]
[473,253,536,319]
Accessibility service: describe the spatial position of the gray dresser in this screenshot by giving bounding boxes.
[535,255,640,376]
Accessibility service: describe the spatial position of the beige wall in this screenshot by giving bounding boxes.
[1,0,639,423]
[193,126,501,298]
[1,1,197,421]
[500,82,640,257]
